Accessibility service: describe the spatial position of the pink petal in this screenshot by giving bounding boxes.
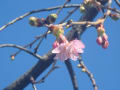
[52,39,85,61]
[69,54,78,61]
[68,40,85,54]
[69,50,79,61]
[54,52,69,61]
[52,43,70,61]
[77,49,84,53]
[70,40,85,49]
[52,43,66,53]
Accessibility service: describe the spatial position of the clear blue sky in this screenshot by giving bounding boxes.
[0,0,120,90]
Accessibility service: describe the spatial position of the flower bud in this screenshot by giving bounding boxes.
[77,64,82,68]
[102,40,109,49]
[46,13,58,24]
[29,17,45,27]
[53,41,59,49]
[96,36,103,45]
[29,16,37,26]
[80,5,86,13]
[11,55,15,60]
[102,33,108,41]
[110,13,120,21]
[82,68,86,72]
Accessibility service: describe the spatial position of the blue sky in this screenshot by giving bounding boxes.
[0,0,120,90]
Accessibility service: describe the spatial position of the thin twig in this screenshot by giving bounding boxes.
[0,44,44,60]
[34,37,44,54]
[32,84,37,90]
[97,2,120,14]
[104,6,120,14]
[78,57,98,90]
[35,60,59,84]
[115,0,120,7]
[0,4,81,31]
[30,77,37,90]
[56,0,71,15]
[11,31,49,58]
[104,0,112,18]
[59,7,79,24]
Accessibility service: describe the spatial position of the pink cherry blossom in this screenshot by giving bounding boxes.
[52,40,85,61]
[52,43,70,61]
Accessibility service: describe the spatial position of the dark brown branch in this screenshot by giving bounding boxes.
[4,51,55,90]
[65,60,79,90]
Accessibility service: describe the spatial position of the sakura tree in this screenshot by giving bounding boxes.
[0,0,120,90]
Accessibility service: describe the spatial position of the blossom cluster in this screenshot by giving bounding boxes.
[28,11,114,61]
[49,25,85,61]
[96,24,109,49]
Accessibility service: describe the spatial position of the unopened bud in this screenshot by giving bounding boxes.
[77,64,82,68]
[29,17,45,27]
[53,41,59,49]
[102,33,108,41]
[110,13,120,21]
[29,16,37,26]
[11,55,15,60]
[80,5,86,13]
[82,68,86,72]
[96,36,103,45]
[102,40,109,49]
[46,13,58,24]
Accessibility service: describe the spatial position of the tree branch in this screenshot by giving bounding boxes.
[115,0,120,7]
[4,51,55,90]
[0,44,44,60]
[35,60,59,84]
[65,60,79,90]
[78,58,98,90]
[0,4,81,31]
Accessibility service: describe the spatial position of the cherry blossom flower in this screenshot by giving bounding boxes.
[52,40,85,61]
[52,43,70,61]
[50,25,85,61]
